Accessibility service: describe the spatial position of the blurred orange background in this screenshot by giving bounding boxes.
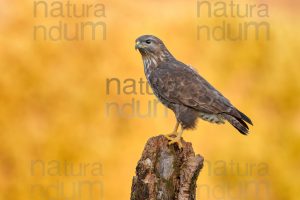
[0,0,299,199]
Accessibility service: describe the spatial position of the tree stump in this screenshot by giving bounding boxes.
[130,135,204,200]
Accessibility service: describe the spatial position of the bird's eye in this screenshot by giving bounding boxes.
[145,39,151,44]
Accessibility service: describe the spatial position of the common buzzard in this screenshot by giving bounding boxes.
[135,35,253,148]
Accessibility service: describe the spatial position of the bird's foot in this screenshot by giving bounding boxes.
[167,136,183,149]
[164,132,177,140]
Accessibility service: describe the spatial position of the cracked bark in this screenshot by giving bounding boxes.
[130,135,204,200]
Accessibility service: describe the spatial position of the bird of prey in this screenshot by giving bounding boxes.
[135,35,253,148]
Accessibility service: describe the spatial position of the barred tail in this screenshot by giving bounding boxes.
[237,110,253,125]
[222,113,249,135]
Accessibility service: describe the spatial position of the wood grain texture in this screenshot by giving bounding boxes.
[131,135,204,200]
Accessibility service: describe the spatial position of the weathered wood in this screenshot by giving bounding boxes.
[131,135,204,200]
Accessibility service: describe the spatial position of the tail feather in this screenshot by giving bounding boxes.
[237,110,253,125]
[222,113,249,135]
[235,116,249,130]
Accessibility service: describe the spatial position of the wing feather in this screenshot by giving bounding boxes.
[150,61,234,115]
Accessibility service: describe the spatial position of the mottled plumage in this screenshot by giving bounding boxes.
[135,35,252,145]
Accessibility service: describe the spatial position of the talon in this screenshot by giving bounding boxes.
[164,135,175,141]
[164,122,179,140]
[168,136,183,149]
[164,132,177,140]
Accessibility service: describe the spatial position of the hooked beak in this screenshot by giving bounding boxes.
[135,41,143,50]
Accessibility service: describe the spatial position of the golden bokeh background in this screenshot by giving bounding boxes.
[0,0,299,199]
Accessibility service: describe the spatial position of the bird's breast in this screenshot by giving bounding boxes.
[143,57,158,82]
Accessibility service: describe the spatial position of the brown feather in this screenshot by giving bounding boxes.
[136,35,253,134]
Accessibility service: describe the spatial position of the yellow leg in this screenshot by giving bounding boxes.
[164,121,179,140]
[168,126,184,149]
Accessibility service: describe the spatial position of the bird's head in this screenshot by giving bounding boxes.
[135,35,173,61]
